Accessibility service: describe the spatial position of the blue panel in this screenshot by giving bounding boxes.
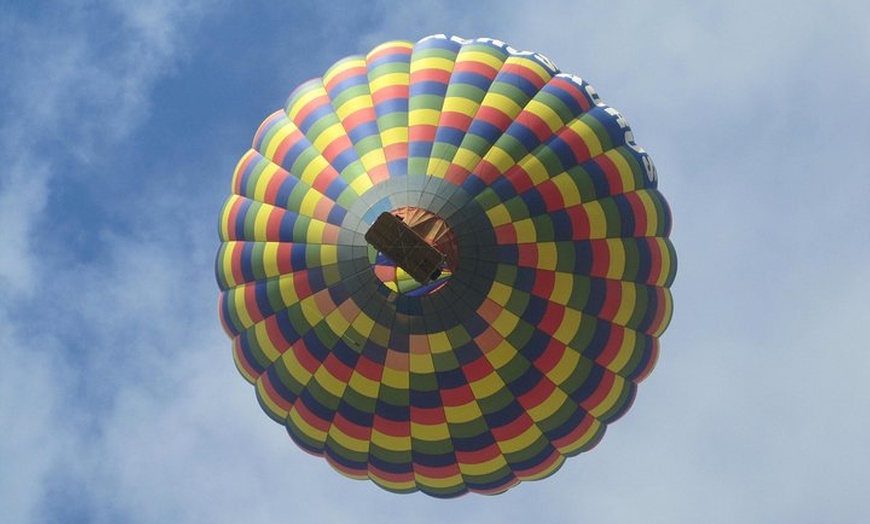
[451,70,492,91]
[347,120,380,143]
[410,80,449,97]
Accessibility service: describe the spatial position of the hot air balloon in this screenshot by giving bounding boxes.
[216,34,675,497]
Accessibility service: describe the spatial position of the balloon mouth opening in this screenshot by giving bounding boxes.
[365,207,458,296]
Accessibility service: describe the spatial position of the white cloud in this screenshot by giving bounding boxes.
[0,309,72,524]
[3,1,870,522]
[0,0,228,280]
[0,1,227,521]
[0,156,49,294]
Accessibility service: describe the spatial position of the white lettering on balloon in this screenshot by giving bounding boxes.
[417,35,657,183]
[420,34,559,74]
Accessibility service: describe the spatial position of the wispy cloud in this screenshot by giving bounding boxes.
[0,1,226,521]
[2,1,869,522]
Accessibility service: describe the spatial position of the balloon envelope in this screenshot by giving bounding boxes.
[216,34,676,497]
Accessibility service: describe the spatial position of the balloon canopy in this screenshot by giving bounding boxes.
[216,34,676,497]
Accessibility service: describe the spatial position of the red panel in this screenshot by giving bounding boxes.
[537,179,566,212]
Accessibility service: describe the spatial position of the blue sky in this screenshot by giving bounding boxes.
[2,1,869,522]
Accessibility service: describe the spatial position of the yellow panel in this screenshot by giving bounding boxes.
[287,86,326,121]
[516,154,549,187]
[381,367,409,390]
[409,108,441,127]
[369,72,409,93]
[253,320,281,363]
[319,244,338,266]
[491,309,520,338]
[459,50,505,70]
[635,190,659,236]
[608,328,637,374]
[585,201,607,239]
[513,218,537,243]
[487,281,513,307]
[442,96,479,118]
[288,406,327,443]
[218,198,236,241]
[328,424,369,453]
[526,386,569,423]
[322,58,365,85]
[312,122,347,151]
[312,366,347,399]
[410,56,455,73]
[481,93,521,118]
[380,127,408,147]
[256,379,288,419]
[336,96,373,120]
[507,56,552,84]
[305,220,327,244]
[468,371,505,400]
[444,401,483,424]
[605,239,626,279]
[231,153,251,192]
[450,148,482,172]
[605,149,637,193]
[552,173,581,207]
[279,347,313,387]
[370,428,411,452]
[348,369,380,398]
[410,350,435,374]
[299,155,331,187]
[552,308,582,345]
[427,331,452,354]
[484,339,517,370]
[549,272,573,305]
[524,99,563,133]
[537,243,557,271]
[651,290,674,337]
[518,454,564,481]
[262,242,281,278]
[411,421,450,441]
[351,312,376,339]
[545,346,581,386]
[480,145,516,174]
[657,239,674,287]
[349,173,374,194]
[371,475,416,492]
[568,119,604,158]
[359,148,388,171]
[232,287,254,328]
[277,274,300,306]
[263,121,294,161]
[299,190,321,219]
[457,454,508,477]
[556,419,601,455]
[219,244,237,287]
[414,470,463,490]
[325,308,351,335]
[427,161,448,179]
[485,203,512,227]
[253,163,282,202]
[232,343,257,384]
[260,242,279,278]
[612,282,637,327]
[497,424,544,454]
[252,204,272,240]
[299,297,324,326]
[588,375,626,418]
[367,41,413,59]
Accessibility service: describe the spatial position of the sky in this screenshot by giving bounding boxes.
[1,0,869,522]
